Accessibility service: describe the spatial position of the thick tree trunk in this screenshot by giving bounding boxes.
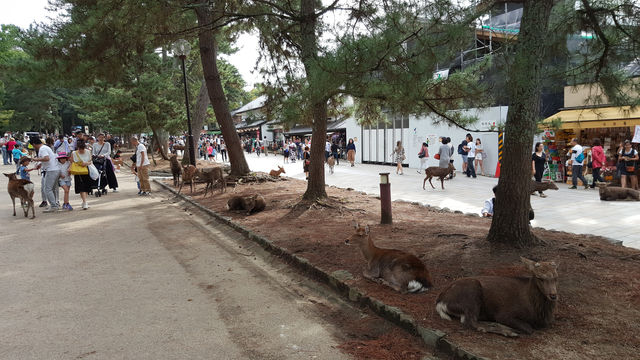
[303,102,328,200]
[150,125,169,160]
[300,0,328,201]
[486,0,555,247]
[192,79,209,136]
[194,5,250,177]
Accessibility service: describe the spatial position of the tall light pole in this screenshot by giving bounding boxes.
[172,39,196,166]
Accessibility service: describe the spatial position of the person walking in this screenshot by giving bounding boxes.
[131,137,151,195]
[569,138,588,189]
[438,137,451,169]
[31,137,61,212]
[618,139,638,189]
[57,153,73,211]
[0,136,8,165]
[391,141,405,175]
[303,146,311,179]
[474,138,485,176]
[346,138,356,167]
[71,140,93,209]
[53,134,70,155]
[531,142,548,197]
[220,140,227,162]
[589,138,606,188]
[464,134,477,178]
[93,133,119,192]
[331,141,340,165]
[417,142,429,173]
[283,141,290,163]
[458,135,469,174]
[6,137,17,164]
[12,144,24,173]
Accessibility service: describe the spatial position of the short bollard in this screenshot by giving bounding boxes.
[379,172,392,224]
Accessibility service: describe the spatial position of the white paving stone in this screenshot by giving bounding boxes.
[238,153,638,250]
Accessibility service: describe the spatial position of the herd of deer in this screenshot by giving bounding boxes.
[347,221,558,338]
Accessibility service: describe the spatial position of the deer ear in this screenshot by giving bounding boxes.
[364,225,370,235]
[520,257,536,270]
[351,220,359,229]
[550,261,558,268]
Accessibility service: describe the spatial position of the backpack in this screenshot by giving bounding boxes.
[457,143,465,155]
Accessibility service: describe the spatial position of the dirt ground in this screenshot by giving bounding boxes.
[162,175,640,360]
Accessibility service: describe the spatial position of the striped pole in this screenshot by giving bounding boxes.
[495,131,504,177]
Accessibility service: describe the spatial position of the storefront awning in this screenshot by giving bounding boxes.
[542,106,640,130]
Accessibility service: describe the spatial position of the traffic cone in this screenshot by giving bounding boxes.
[494,162,501,178]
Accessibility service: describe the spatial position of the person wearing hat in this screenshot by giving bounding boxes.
[31,137,61,212]
[57,152,73,211]
[18,156,35,181]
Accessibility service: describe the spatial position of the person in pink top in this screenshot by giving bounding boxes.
[590,138,606,188]
[6,137,17,164]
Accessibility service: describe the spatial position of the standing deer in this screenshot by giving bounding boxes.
[435,257,558,337]
[4,173,35,219]
[423,163,456,190]
[345,221,433,293]
[326,156,335,174]
[197,167,225,197]
[178,165,197,194]
[269,166,286,177]
[170,154,182,187]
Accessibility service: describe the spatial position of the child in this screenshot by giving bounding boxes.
[57,152,73,211]
[18,157,35,181]
[207,143,214,162]
[12,144,23,174]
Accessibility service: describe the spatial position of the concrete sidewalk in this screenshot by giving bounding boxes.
[237,152,639,250]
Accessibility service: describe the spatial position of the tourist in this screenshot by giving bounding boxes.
[619,140,638,189]
[438,137,452,169]
[531,142,548,197]
[57,152,73,211]
[0,136,7,165]
[283,141,290,163]
[303,146,311,179]
[590,138,606,188]
[12,143,24,173]
[220,140,227,162]
[289,141,297,163]
[71,140,93,209]
[569,138,588,189]
[325,138,332,161]
[464,134,477,178]
[458,135,469,174]
[417,142,429,174]
[31,137,61,212]
[93,133,119,192]
[331,141,340,165]
[474,138,485,176]
[18,157,35,181]
[53,134,70,155]
[6,137,17,164]
[346,138,356,167]
[391,141,405,175]
[131,137,151,195]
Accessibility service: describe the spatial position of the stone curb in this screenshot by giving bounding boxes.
[153,179,489,360]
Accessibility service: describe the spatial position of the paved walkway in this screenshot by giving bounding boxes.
[239,153,639,250]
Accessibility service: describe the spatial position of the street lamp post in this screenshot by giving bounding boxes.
[173,39,196,166]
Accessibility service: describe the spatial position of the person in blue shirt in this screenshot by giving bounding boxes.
[18,156,35,181]
[12,145,24,173]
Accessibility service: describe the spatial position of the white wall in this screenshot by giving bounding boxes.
[407,106,508,175]
[343,117,363,163]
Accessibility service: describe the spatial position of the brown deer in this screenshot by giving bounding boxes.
[4,173,35,219]
[227,194,266,215]
[423,163,456,190]
[269,165,286,177]
[597,183,640,201]
[169,154,182,187]
[326,156,335,174]
[530,180,559,197]
[197,167,225,197]
[435,257,558,337]
[178,165,197,194]
[345,221,433,293]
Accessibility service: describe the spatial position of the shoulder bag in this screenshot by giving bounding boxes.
[70,151,89,175]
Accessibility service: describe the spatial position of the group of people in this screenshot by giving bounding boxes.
[7,131,123,212]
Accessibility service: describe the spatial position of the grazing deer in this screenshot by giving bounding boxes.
[345,221,433,293]
[423,163,456,190]
[326,156,335,174]
[170,154,182,187]
[227,194,266,215]
[197,167,225,197]
[269,165,286,177]
[4,173,35,219]
[178,165,197,194]
[435,257,558,337]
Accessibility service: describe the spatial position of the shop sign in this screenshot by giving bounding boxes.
[632,125,640,143]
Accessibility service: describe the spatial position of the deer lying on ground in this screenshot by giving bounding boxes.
[423,163,456,190]
[530,180,559,197]
[345,221,433,293]
[269,165,286,177]
[197,166,225,197]
[435,257,558,337]
[227,194,266,215]
[4,173,35,219]
[170,154,182,187]
[597,183,640,201]
[326,156,335,174]
[178,165,197,194]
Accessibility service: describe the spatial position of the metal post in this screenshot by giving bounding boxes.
[379,172,392,224]
[180,56,196,166]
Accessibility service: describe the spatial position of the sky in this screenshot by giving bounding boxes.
[0,0,262,90]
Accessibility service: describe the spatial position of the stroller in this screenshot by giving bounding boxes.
[90,157,109,197]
